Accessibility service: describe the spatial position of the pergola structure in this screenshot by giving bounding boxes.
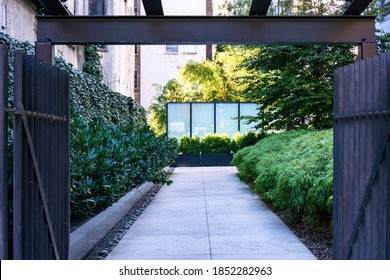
[35,0,377,63]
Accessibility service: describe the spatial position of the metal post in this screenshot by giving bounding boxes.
[0,45,9,260]
[358,42,378,60]
[35,43,53,65]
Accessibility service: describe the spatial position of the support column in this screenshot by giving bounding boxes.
[206,0,213,60]
[35,43,53,65]
[358,42,378,60]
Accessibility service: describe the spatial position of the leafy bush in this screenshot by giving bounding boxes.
[231,131,265,152]
[1,32,179,219]
[201,134,231,153]
[179,135,201,154]
[232,129,333,226]
[70,116,178,217]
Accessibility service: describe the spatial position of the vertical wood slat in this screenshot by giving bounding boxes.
[0,45,9,260]
[334,51,390,260]
[387,52,390,260]
[13,51,24,260]
[11,51,69,259]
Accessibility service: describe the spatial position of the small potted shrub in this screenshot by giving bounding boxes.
[200,134,233,166]
[174,135,201,166]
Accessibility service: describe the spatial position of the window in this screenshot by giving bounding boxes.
[166,45,179,53]
[183,45,197,54]
[89,0,105,16]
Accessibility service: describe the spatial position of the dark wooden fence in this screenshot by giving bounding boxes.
[0,47,70,259]
[333,52,390,259]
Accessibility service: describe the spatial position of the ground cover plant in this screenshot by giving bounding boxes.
[232,129,333,226]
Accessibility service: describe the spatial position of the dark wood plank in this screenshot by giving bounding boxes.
[0,45,9,260]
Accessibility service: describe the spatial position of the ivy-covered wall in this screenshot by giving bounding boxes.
[1,32,179,218]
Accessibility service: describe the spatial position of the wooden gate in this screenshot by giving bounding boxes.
[333,52,390,259]
[0,46,70,259]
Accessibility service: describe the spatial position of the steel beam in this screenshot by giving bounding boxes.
[142,0,164,15]
[249,0,272,15]
[344,0,373,15]
[36,16,376,45]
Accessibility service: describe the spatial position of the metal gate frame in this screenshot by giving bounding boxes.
[0,47,70,260]
[333,52,390,259]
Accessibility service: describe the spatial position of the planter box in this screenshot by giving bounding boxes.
[173,153,233,167]
[201,153,233,166]
[173,154,200,167]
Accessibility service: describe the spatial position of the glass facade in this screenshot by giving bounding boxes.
[167,103,191,139]
[167,102,259,139]
[192,103,214,138]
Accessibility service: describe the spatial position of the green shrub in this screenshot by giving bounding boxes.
[232,129,333,226]
[1,32,179,219]
[201,134,231,153]
[70,116,179,217]
[231,131,265,152]
[179,135,201,154]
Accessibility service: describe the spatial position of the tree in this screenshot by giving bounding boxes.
[219,0,386,132]
[242,45,355,131]
[148,47,252,135]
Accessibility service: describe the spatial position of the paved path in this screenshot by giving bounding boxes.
[106,167,316,260]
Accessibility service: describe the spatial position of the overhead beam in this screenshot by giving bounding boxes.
[32,0,71,15]
[36,16,376,45]
[344,0,373,15]
[142,0,164,15]
[249,0,272,15]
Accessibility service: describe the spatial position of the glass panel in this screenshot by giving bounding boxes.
[192,103,214,138]
[216,103,238,138]
[183,45,197,53]
[240,103,259,134]
[167,103,190,139]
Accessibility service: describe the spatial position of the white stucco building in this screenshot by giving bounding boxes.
[138,0,215,109]
[0,0,136,97]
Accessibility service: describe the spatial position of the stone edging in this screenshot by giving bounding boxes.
[69,182,155,260]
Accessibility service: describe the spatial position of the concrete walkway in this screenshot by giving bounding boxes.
[106,167,316,260]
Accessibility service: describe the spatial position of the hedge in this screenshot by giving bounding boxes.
[232,129,333,226]
[178,132,264,154]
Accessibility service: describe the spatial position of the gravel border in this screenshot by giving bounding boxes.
[84,184,163,260]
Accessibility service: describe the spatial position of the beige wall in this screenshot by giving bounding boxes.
[100,0,135,97]
[0,0,135,98]
[140,0,209,109]
[0,0,37,42]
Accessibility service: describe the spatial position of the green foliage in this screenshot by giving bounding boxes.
[70,117,178,217]
[231,131,265,152]
[55,57,146,128]
[242,44,355,131]
[232,129,333,226]
[200,134,231,154]
[1,32,178,219]
[179,135,201,154]
[82,45,104,82]
[148,47,252,135]
[148,80,182,136]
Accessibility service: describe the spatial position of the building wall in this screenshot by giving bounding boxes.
[100,1,135,97]
[0,0,135,98]
[0,0,37,43]
[139,0,209,109]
